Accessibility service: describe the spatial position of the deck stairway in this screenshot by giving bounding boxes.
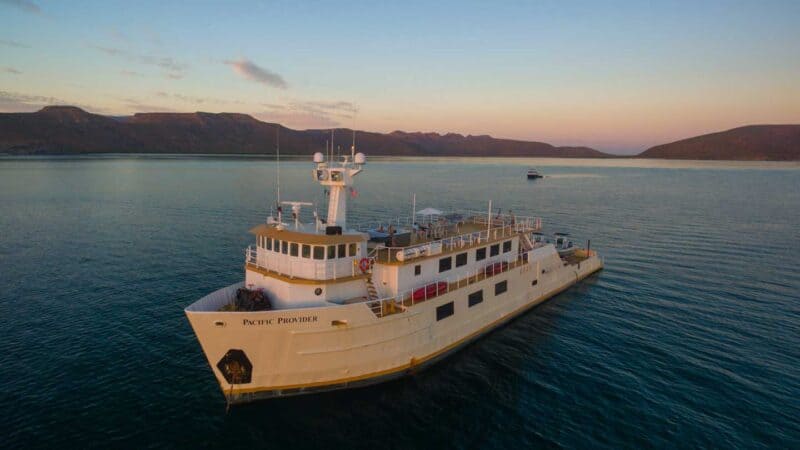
[365,276,382,315]
[520,234,534,252]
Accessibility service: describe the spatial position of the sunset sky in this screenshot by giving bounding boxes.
[1,0,798,153]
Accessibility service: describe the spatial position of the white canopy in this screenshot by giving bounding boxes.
[416,207,443,216]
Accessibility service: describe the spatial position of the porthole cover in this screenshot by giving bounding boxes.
[216,349,252,384]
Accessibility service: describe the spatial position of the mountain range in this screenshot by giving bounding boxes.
[0,106,798,160]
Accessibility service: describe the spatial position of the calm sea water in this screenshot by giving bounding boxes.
[1,156,799,449]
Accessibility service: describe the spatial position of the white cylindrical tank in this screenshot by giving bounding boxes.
[313,152,324,163]
[354,152,366,164]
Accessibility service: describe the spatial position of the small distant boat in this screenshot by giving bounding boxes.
[527,168,543,179]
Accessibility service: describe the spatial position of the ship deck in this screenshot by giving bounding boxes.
[366,214,541,264]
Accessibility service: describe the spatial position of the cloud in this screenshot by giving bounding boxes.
[254,110,340,129]
[3,67,22,74]
[0,38,30,48]
[120,70,143,77]
[0,91,59,111]
[0,0,41,14]
[255,99,358,128]
[224,59,287,89]
[0,90,106,113]
[153,91,242,105]
[91,45,188,74]
[120,97,178,113]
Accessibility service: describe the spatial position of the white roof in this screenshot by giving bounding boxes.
[416,207,443,216]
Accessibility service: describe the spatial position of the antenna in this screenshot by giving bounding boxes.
[330,129,334,163]
[276,125,281,221]
[351,129,356,161]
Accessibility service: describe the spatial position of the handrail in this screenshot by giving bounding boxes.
[368,215,541,264]
[367,253,522,317]
[245,245,359,280]
[355,210,542,232]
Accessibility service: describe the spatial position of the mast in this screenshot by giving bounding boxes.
[276,126,281,222]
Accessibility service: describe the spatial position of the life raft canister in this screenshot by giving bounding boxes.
[358,257,371,273]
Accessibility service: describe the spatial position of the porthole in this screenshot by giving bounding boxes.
[314,287,323,296]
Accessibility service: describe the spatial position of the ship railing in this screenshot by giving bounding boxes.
[368,218,541,264]
[368,253,523,318]
[245,246,359,280]
[355,210,541,234]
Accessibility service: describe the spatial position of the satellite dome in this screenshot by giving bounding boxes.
[354,152,366,164]
[313,152,324,163]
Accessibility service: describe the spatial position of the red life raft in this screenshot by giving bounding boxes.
[412,281,448,303]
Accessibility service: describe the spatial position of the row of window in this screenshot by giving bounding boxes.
[436,280,508,321]
[258,236,357,260]
[436,240,513,274]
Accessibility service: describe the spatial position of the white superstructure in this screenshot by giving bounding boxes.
[185,151,603,404]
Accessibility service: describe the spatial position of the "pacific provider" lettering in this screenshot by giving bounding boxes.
[242,316,319,326]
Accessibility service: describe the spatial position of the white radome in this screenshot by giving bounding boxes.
[313,152,324,163]
[354,152,366,164]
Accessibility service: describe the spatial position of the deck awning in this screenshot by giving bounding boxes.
[249,224,367,245]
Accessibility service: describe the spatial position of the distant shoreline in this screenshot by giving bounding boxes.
[3,153,799,170]
[1,106,798,161]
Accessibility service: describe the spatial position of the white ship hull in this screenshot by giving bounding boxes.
[185,247,602,404]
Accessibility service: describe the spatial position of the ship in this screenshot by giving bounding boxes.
[185,149,603,404]
[527,168,543,179]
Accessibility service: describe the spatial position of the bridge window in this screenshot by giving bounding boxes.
[327,245,336,260]
[439,256,452,273]
[436,302,454,321]
[313,246,324,260]
[476,247,486,261]
[455,252,468,267]
[302,244,311,258]
[490,244,500,257]
[468,290,483,307]
[349,243,357,257]
[273,239,280,252]
[290,243,298,257]
[281,240,288,254]
[503,240,512,253]
[495,280,507,295]
[338,244,346,258]
[266,237,272,251]
[414,265,421,276]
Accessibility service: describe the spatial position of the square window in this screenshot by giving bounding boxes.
[455,252,468,267]
[290,243,299,257]
[302,244,311,258]
[495,280,507,295]
[532,279,538,286]
[439,257,452,273]
[503,240,512,253]
[490,244,500,256]
[313,246,324,260]
[436,302,454,321]
[338,244,346,258]
[468,290,483,307]
[475,247,487,261]
[414,265,421,276]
